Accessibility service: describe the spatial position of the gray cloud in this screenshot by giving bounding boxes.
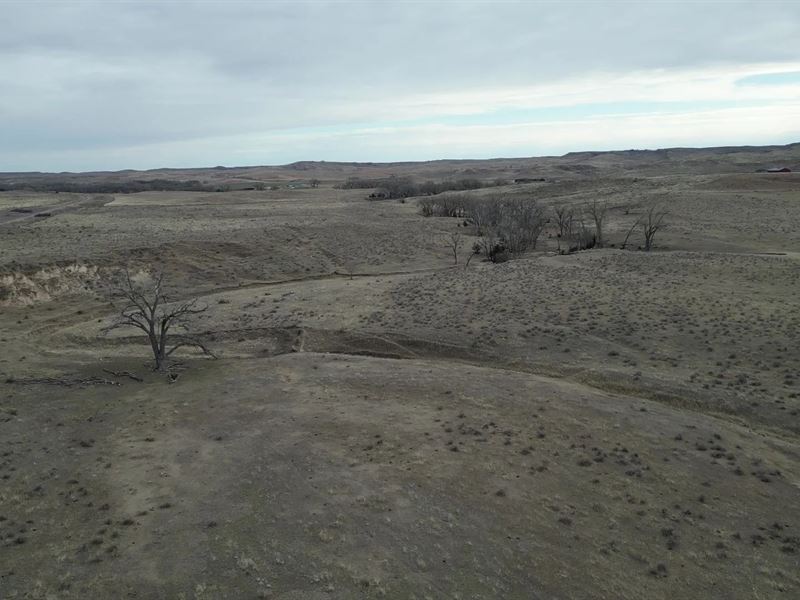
[1,1,799,170]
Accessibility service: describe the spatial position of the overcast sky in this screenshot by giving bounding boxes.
[2,1,800,172]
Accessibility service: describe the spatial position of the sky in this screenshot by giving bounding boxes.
[2,0,800,172]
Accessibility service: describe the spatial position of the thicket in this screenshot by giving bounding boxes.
[336,175,505,199]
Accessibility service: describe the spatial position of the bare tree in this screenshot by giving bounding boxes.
[566,214,596,253]
[437,194,467,218]
[104,270,216,371]
[445,231,465,265]
[474,227,503,263]
[621,215,643,250]
[465,242,480,268]
[642,205,668,251]
[586,199,608,247]
[418,196,436,217]
[468,196,502,235]
[500,197,546,254]
[553,205,574,252]
[553,205,573,238]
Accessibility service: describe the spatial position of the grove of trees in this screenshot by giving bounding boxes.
[338,175,505,199]
[420,194,667,263]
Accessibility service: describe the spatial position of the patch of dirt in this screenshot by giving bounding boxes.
[0,263,103,306]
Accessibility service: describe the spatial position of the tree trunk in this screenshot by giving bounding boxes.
[147,330,166,371]
[154,348,167,372]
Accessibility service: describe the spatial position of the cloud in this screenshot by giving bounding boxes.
[1,1,799,170]
[738,70,800,86]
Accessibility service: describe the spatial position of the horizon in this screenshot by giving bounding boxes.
[3,1,800,172]
[2,139,799,176]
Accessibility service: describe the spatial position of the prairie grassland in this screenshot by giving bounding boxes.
[1,155,799,598]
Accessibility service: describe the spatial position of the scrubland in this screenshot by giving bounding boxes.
[1,146,799,598]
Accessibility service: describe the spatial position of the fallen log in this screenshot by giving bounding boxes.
[102,369,144,382]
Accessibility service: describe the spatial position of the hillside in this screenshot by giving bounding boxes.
[1,143,799,599]
[1,142,798,193]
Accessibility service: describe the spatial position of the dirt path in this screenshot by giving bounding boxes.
[203,265,454,296]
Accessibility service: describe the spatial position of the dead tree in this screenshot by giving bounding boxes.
[500,197,546,254]
[553,205,574,252]
[621,215,643,250]
[553,205,573,238]
[475,226,505,263]
[104,270,216,371]
[468,196,502,235]
[445,231,464,265]
[642,205,668,251]
[586,199,608,248]
[465,243,480,268]
[566,214,596,253]
[418,196,436,217]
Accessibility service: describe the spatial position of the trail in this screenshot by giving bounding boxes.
[194,264,455,297]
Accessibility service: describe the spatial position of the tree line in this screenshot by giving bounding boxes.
[336,175,507,199]
[0,179,224,194]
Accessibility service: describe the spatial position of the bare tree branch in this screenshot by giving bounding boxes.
[586,199,608,248]
[621,215,643,250]
[642,205,668,251]
[166,339,217,359]
[553,205,574,252]
[104,268,215,371]
[444,231,464,265]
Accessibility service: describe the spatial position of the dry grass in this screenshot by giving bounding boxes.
[1,150,799,598]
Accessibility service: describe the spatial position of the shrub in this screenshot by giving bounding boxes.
[418,197,436,217]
